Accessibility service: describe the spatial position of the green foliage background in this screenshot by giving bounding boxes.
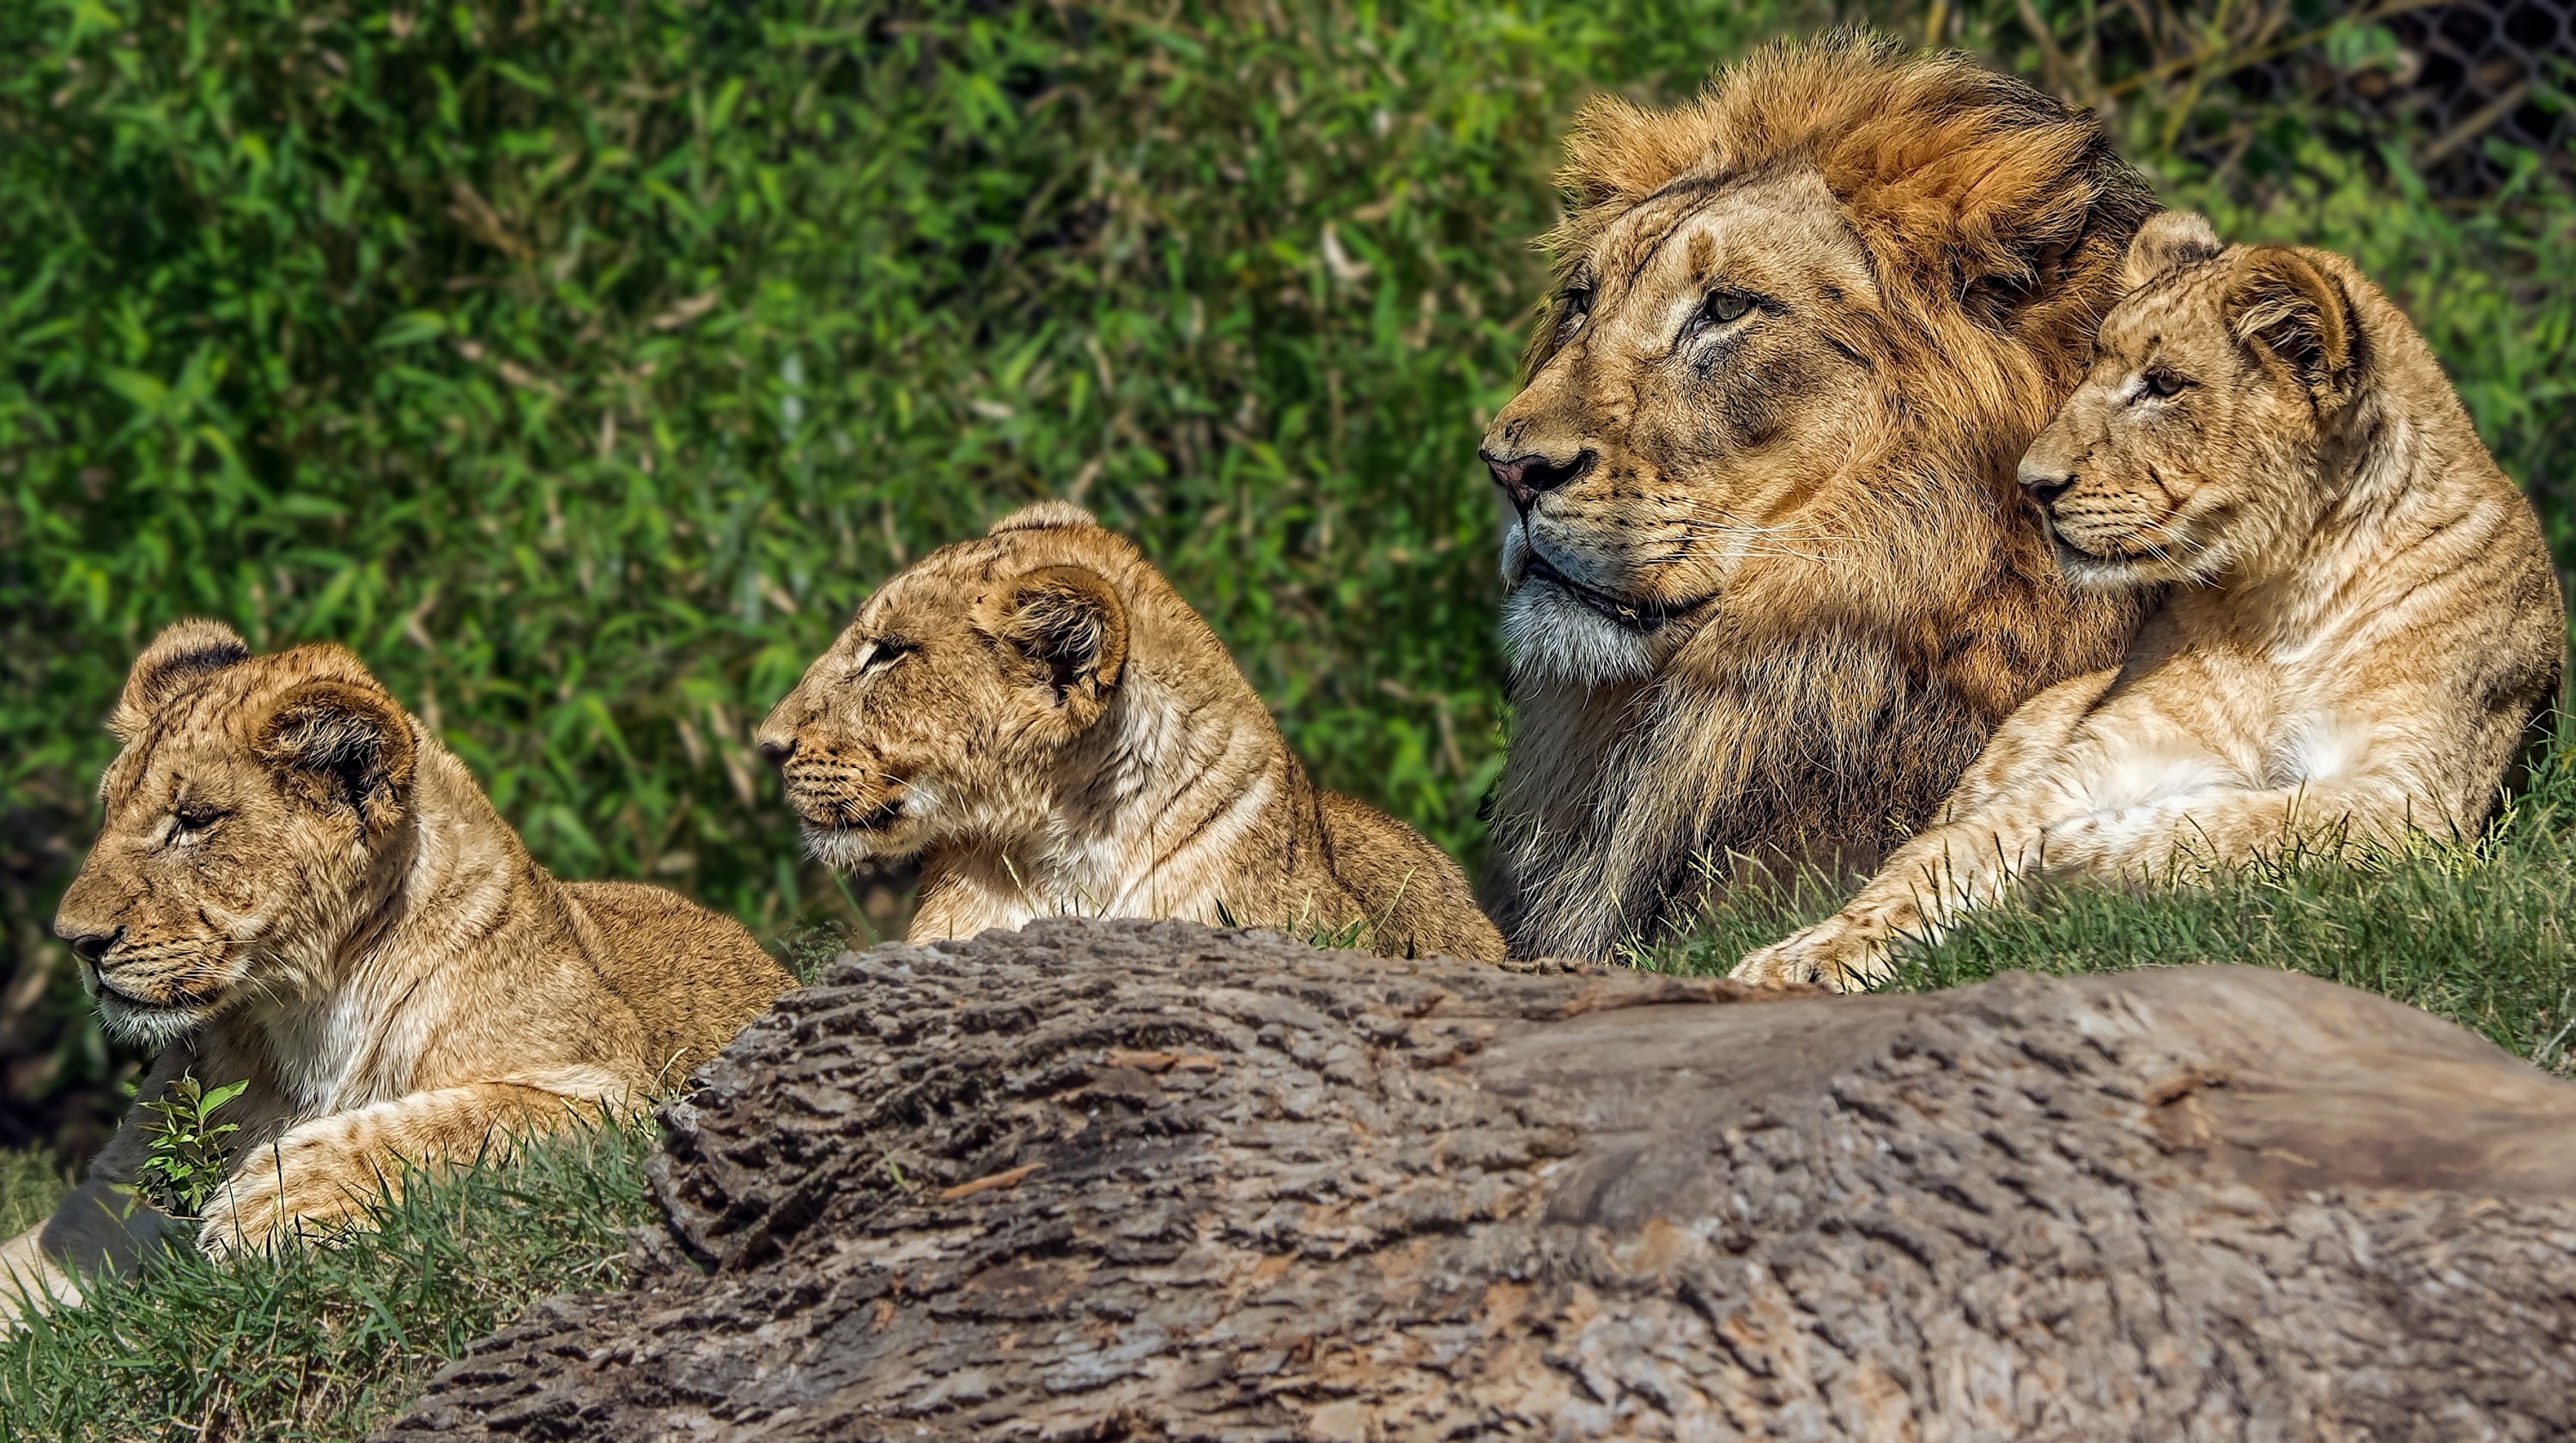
[3,0,2571,1155]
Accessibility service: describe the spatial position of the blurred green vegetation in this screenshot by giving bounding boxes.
[3,0,2570,1160]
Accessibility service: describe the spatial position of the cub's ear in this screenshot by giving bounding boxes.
[997,565,1129,724]
[256,679,417,831]
[112,619,250,740]
[2227,247,2365,408]
[2121,210,2222,291]
[989,500,1099,535]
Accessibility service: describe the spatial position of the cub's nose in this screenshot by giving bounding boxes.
[1482,448,1596,513]
[755,735,795,769]
[2017,461,2076,508]
[62,925,122,966]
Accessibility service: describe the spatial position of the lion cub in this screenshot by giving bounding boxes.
[2,624,792,1323]
[757,502,1506,961]
[1735,213,2564,991]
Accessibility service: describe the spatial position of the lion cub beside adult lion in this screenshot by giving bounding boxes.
[1,624,792,1324]
[757,502,1505,961]
[1480,35,2160,959]
[1735,214,2565,990]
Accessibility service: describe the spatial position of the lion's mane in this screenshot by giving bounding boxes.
[1491,34,2159,957]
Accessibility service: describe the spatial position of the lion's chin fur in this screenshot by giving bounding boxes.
[1502,581,1661,688]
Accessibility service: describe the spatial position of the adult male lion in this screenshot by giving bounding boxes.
[1481,35,2158,958]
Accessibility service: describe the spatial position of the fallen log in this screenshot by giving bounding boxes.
[385,917,2576,1440]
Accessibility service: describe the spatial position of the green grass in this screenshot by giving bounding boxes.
[1643,744,2576,1072]
[0,1119,655,1442]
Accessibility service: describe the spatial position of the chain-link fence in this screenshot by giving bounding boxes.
[2258,0,2573,194]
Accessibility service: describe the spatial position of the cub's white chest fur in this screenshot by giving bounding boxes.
[2052,665,2363,818]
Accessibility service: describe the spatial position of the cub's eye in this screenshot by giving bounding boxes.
[171,803,226,836]
[1699,289,1754,326]
[858,638,915,674]
[2143,366,2190,399]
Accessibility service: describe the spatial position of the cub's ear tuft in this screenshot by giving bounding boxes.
[989,500,1098,536]
[112,619,251,740]
[2120,210,2222,292]
[997,564,1129,723]
[256,679,417,831]
[2226,247,2365,408]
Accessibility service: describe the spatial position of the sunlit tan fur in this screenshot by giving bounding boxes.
[1481,33,2159,959]
[757,502,1504,962]
[0,625,791,1324]
[1735,215,2566,990]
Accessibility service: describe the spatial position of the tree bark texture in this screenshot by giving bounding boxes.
[385,917,2576,1441]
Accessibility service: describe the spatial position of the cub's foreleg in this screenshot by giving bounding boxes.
[1733,807,2044,992]
[197,1076,632,1257]
[2028,775,2433,877]
[1730,676,2112,993]
[1735,774,2426,994]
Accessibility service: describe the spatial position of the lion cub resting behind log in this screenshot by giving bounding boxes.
[1,624,792,1325]
[1735,213,2564,992]
[757,502,1505,961]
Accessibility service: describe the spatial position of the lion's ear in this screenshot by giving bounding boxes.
[1938,125,2155,330]
[256,679,417,831]
[997,564,1129,725]
[112,619,251,740]
[2121,210,2222,291]
[2226,247,2365,408]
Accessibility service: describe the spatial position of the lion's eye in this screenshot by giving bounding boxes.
[1700,289,1754,326]
[2143,366,2190,399]
[1556,285,1592,337]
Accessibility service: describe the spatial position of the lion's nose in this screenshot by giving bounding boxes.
[1482,448,1596,513]
[2017,462,2076,508]
[64,925,122,966]
[756,735,795,769]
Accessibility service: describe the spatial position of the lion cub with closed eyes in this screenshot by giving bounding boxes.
[1735,212,2563,991]
[756,502,1505,962]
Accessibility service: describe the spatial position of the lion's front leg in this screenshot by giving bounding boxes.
[198,1081,617,1257]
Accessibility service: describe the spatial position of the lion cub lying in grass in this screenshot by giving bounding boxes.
[757,502,1506,961]
[1,624,792,1324]
[1735,213,2564,991]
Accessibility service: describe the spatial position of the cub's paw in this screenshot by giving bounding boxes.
[197,1144,382,1259]
[1731,919,1890,995]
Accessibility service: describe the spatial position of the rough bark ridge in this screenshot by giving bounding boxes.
[386,918,2576,1441]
